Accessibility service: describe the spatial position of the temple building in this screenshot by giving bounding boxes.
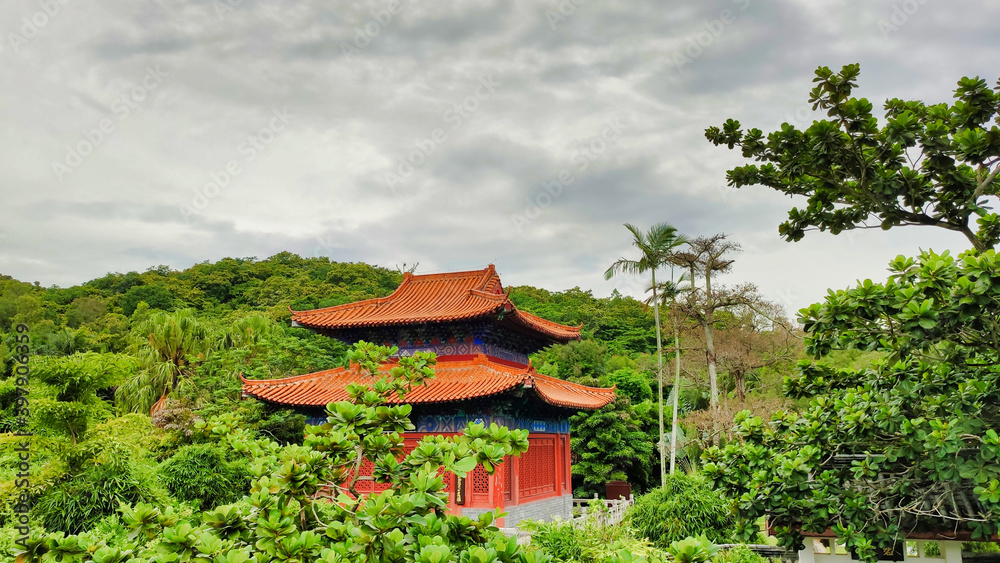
[241,265,615,526]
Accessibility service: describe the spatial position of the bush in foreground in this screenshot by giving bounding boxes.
[158,443,249,509]
[627,473,735,548]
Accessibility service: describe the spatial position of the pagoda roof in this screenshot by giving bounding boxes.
[240,354,615,410]
[290,265,582,343]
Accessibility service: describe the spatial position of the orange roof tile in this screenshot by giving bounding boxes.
[291,265,582,343]
[241,354,615,410]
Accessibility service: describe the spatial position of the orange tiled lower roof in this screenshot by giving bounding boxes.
[290,265,582,343]
[240,354,615,410]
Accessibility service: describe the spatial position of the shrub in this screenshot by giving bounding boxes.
[34,461,157,534]
[627,473,735,548]
[158,443,249,509]
[523,503,666,563]
[523,519,584,562]
[715,544,776,563]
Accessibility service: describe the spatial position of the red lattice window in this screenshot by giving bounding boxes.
[354,459,375,494]
[518,437,557,500]
[471,464,490,505]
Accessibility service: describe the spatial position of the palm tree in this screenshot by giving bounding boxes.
[117,310,217,414]
[605,223,687,487]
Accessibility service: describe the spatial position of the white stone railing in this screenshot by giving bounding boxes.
[571,494,635,527]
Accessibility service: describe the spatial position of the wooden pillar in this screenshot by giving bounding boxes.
[564,434,572,494]
[554,435,563,496]
[511,451,520,507]
[490,469,504,527]
[493,460,505,508]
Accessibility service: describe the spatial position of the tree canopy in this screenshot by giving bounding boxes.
[705,64,1000,251]
[703,249,1000,558]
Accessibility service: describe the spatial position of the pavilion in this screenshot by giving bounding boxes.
[241,265,615,526]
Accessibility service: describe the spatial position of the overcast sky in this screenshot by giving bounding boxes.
[1,0,997,316]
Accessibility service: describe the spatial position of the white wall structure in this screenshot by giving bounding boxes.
[798,539,963,563]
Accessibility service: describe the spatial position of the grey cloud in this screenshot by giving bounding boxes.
[1,0,996,314]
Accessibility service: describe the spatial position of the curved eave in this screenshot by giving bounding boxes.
[240,355,614,410]
[529,373,615,410]
[507,310,582,343]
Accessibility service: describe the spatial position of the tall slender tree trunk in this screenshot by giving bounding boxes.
[651,270,666,489]
[705,312,719,410]
[704,268,719,411]
[669,301,681,475]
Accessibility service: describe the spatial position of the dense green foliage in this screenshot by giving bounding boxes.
[32,353,137,443]
[570,399,658,496]
[713,545,776,563]
[158,444,249,509]
[604,368,653,404]
[698,64,1000,562]
[34,460,159,535]
[19,414,168,537]
[704,249,1000,558]
[14,342,550,563]
[626,474,735,548]
[706,64,1000,252]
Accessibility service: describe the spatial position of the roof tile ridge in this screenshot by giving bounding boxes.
[468,288,507,301]
[408,267,491,282]
[476,264,498,292]
[292,300,357,318]
[289,272,414,318]
[242,366,348,385]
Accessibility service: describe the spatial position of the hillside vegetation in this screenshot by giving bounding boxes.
[0,252,801,560]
